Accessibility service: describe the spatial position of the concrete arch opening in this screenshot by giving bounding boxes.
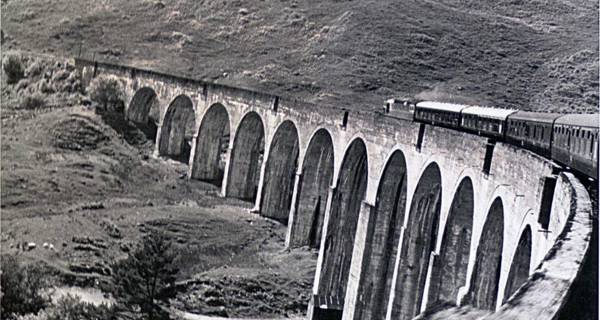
[127,87,160,140]
[467,197,504,310]
[318,138,368,316]
[391,162,442,320]
[191,103,230,186]
[289,129,334,248]
[503,225,532,303]
[427,177,474,309]
[354,150,407,320]
[158,95,195,162]
[226,112,265,201]
[260,120,300,223]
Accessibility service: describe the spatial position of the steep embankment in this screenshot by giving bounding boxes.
[1,0,598,112]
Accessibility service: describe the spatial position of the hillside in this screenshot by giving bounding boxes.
[1,0,598,113]
[0,55,317,318]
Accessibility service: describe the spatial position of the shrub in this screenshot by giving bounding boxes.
[45,294,114,320]
[16,78,30,92]
[1,256,52,320]
[88,76,124,111]
[3,53,24,84]
[38,79,55,94]
[14,294,115,320]
[24,59,45,78]
[111,231,179,320]
[19,92,47,110]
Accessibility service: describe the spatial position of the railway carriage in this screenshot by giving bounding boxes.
[506,111,562,158]
[461,106,517,139]
[552,114,598,180]
[411,99,598,180]
[414,101,466,129]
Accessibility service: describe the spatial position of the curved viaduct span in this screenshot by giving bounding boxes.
[77,59,594,320]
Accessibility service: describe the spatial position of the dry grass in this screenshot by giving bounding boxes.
[0,0,597,112]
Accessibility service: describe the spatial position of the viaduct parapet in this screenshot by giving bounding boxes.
[76,58,595,320]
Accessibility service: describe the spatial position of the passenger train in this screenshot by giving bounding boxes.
[410,101,599,180]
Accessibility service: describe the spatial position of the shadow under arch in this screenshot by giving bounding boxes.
[503,225,532,303]
[427,177,474,309]
[158,95,195,163]
[391,161,442,320]
[317,138,368,315]
[191,103,230,186]
[260,120,300,223]
[354,149,407,320]
[289,128,334,248]
[226,111,265,201]
[126,87,160,140]
[467,197,505,310]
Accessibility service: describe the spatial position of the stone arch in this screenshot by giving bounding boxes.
[226,112,265,201]
[391,162,442,320]
[427,177,474,309]
[127,87,160,140]
[318,138,368,309]
[158,95,195,162]
[354,150,407,320]
[260,120,300,222]
[289,128,334,248]
[503,225,532,303]
[467,197,505,310]
[191,103,230,185]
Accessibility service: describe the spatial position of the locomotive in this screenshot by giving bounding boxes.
[411,101,598,180]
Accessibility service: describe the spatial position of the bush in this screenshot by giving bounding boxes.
[111,231,179,320]
[1,256,52,320]
[24,59,45,78]
[19,92,47,109]
[14,294,115,320]
[3,53,24,84]
[46,294,114,320]
[88,76,124,111]
[16,78,30,92]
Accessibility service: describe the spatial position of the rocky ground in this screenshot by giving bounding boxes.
[1,0,598,113]
[0,54,317,318]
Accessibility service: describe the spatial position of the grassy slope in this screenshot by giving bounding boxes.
[1,0,598,113]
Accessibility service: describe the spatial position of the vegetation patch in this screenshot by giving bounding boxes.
[51,116,109,151]
[174,274,312,318]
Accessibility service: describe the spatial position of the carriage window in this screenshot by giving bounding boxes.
[519,122,523,134]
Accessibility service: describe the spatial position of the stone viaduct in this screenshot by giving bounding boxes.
[77,58,595,320]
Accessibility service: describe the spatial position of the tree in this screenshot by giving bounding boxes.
[111,231,179,320]
[88,75,124,112]
[0,255,52,319]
